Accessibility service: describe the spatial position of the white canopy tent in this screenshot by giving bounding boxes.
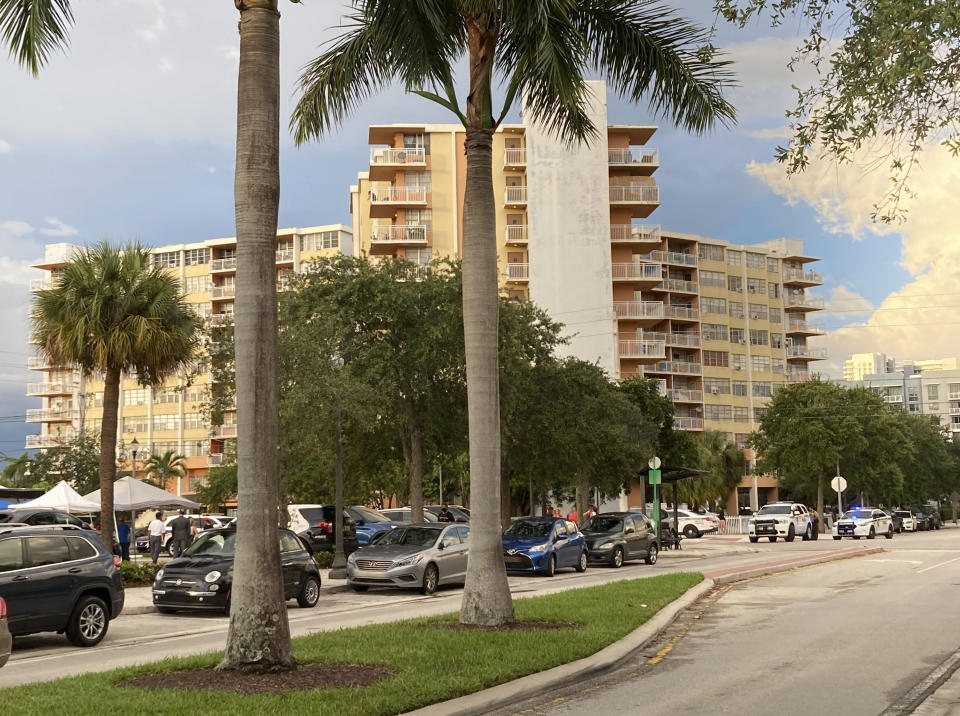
[84,475,200,511]
[18,480,101,512]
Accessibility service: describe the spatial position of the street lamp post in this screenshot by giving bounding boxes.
[129,437,139,562]
[329,356,347,580]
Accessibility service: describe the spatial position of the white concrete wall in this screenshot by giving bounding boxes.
[525,81,617,377]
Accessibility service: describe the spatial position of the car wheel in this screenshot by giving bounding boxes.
[544,555,556,578]
[576,550,588,573]
[749,536,759,543]
[683,525,699,539]
[802,525,812,541]
[610,546,624,568]
[785,525,796,542]
[936,523,942,530]
[66,595,109,647]
[868,527,876,539]
[833,536,841,540]
[297,575,321,608]
[350,584,369,592]
[421,564,438,595]
[885,526,894,540]
[645,543,659,565]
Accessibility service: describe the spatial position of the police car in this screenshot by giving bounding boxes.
[832,508,894,540]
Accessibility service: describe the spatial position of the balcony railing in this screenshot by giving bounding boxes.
[786,320,826,334]
[214,424,237,439]
[211,257,237,271]
[505,186,528,204]
[613,301,665,320]
[884,394,903,403]
[644,331,700,348]
[618,340,666,359]
[674,417,704,430]
[609,185,659,203]
[30,278,51,292]
[950,407,960,416]
[369,185,428,204]
[610,224,661,243]
[26,408,77,422]
[27,356,51,369]
[950,392,960,401]
[608,147,659,167]
[505,225,528,244]
[503,148,527,165]
[27,382,77,395]
[25,433,77,449]
[612,262,661,281]
[371,225,429,244]
[786,346,828,359]
[785,294,826,309]
[648,360,702,375]
[670,389,703,402]
[369,147,426,166]
[658,278,698,293]
[664,251,697,267]
[783,268,823,284]
[507,263,529,281]
[787,370,809,383]
[665,305,699,321]
[211,286,235,299]
[276,249,294,263]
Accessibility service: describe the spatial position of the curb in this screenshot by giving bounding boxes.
[403,546,884,716]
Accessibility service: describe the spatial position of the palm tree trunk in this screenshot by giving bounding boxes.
[98,365,121,550]
[220,0,293,672]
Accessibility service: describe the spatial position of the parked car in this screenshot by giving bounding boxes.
[581,512,658,567]
[885,510,903,533]
[380,508,439,523]
[0,507,93,531]
[153,526,321,614]
[501,516,588,577]
[918,504,943,530]
[345,506,396,546]
[0,597,10,668]
[347,523,469,595]
[0,526,124,646]
[135,514,232,555]
[833,508,894,540]
[287,504,359,553]
[748,502,813,543]
[424,505,470,523]
[894,509,916,532]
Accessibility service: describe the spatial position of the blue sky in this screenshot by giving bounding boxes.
[1,1,952,454]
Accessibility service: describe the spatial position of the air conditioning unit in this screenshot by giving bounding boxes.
[738,339,746,344]
[710,386,720,394]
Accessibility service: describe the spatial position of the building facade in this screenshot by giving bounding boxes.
[843,352,896,381]
[27,225,352,496]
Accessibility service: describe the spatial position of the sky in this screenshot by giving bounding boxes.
[0,1,954,453]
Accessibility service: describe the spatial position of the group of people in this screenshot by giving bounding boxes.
[545,504,598,524]
[113,510,200,564]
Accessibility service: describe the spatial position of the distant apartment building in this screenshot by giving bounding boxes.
[843,352,896,381]
[27,225,352,495]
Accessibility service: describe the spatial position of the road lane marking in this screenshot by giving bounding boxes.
[865,559,923,565]
[917,555,960,573]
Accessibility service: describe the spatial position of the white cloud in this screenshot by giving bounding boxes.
[725,37,820,122]
[219,44,240,61]
[0,221,34,238]
[742,126,792,140]
[39,217,78,237]
[0,140,11,154]
[136,0,167,43]
[828,286,874,317]
[0,257,42,287]
[157,58,173,73]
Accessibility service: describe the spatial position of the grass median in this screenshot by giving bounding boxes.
[4,571,703,715]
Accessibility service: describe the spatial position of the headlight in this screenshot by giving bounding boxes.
[394,553,424,568]
[599,541,615,550]
[204,570,222,583]
[155,568,164,581]
[347,552,357,563]
[527,543,548,554]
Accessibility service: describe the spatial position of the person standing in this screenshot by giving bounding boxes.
[169,510,192,557]
[437,504,455,523]
[116,515,131,561]
[717,506,727,534]
[147,511,165,564]
[565,507,578,524]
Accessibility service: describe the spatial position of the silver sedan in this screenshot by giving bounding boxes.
[346,523,469,595]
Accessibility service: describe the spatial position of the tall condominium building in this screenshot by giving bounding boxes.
[843,352,896,381]
[27,225,352,495]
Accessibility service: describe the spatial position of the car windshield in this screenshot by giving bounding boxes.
[756,505,791,515]
[843,511,870,520]
[183,531,236,556]
[504,520,553,537]
[349,507,390,523]
[581,516,622,533]
[377,527,440,547]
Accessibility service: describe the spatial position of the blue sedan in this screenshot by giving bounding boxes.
[501,517,588,577]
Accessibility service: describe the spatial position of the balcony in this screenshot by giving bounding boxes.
[782,268,823,286]
[609,184,659,210]
[884,394,903,403]
[670,389,703,403]
[613,301,665,323]
[665,305,699,321]
[648,361,702,375]
[25,433,76,449]
[503,148,526,167]
[27,356,53,370]
[610,224,661,244]
[211,257,237,272]
[30,278,51,292]
[505,185,528,206]
[27,382,77,396]
[786,370,809,383]
[276,249,294,264]
[371,225,430,246]
[644,331,700,348]
[664,251,697,267]
[213,424,237,439]
[784,293,825,311]
[369,184,428,217]
[618,340,666,360]
[505,225,528,245]
[608,147,658,173]
[611,262,662,283]
[211,286,235,300]
[786,346,828,360]
[674,416,704,430]
[657,278,698,294]
[26,408,77,422]
[785,320,826,335]
[507,263,529,282]
[368,147,426,179]
[950,407,960,416]
[950,392,960,401]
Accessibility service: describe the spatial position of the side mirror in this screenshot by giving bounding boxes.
[555,533,567,541]
[625,528,635,535]
[437,541,445,550]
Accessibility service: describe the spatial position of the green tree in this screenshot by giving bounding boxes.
[27,432,103,495]
[0,453,32,488]
[195,464,239,513]
[31,243,198,549]
[716,0,960,221]
[142,450,187,492]
[292,0,735,628]
[682,430,745,509]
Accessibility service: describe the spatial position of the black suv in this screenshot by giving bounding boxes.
[0,527,124,646]
[0,508,93,530]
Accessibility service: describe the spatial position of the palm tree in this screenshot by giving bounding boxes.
[4,0,298,671]
[292,0,735,627]
[31,242,198,549]
[0,453,32,487]
[142,450,187,491]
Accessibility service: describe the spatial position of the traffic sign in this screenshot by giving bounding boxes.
[648,469,662,486]
[648,456,661,470]
[830,475,847,493]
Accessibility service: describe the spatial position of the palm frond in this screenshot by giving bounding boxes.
[0,0,73,76]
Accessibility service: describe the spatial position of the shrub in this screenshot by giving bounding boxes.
[312,551,334,569]
[121,560,162,586]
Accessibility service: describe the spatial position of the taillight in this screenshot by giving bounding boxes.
[315,521,331,534]
[113,555,122,567]
[0,596,6,619]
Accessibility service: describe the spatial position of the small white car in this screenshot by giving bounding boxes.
[748,502,813,543]
[833,508,894,540]
[893,509,915,532]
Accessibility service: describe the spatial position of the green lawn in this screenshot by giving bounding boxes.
[3,572,702,716]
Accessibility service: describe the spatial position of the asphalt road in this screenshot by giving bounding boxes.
[499,527,960,716]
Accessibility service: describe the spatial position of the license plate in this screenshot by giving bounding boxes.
[839,527,852,533]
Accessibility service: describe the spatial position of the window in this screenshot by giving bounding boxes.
[735,433,750,449]
[748,303,768,320]
[154,387,179,404]
[86,418,102,433]
[280,531,302,553]
[67,537,97,561]
[749,329,768,346]
[183,386,208,404]
[752,382,773,397]
[218,248,237,260]
[698,244,724,261]
[406,247,433,265]
[732,354,746,372]
[0,537,23,572]
[92,392,104,407]
[727,250,742,266]
[184,248,209,266]
[183,276,210,294]
[123,388,149,406]
[768,282,780,299]
[702,323,728,341]
[153,251,180,268]
[405,170,432,190]
[702,297,727,315]
[751,355,771,372]
[772,358,785,374]
[733,406,749,422]
[153,413,181,431]
[754,407,768,421]
[26,536,70,566]
[769,307,782,324]
[184,413,205,430]
[123,416,148,433]
[703,350,729,368]
[747,278,766,294]
[928,384,940,400]
[300,230,340,252]
[767,257,779,273]
[730,328,745,344]
[705,404,732,421]
[746,252,765,269]
[704,377,730,394]
[699,270,725,288]
[729,301,744,319]
[457,526,470,542]
[727,275,743,293]
[771,333,783,349]
[732,380,747,396]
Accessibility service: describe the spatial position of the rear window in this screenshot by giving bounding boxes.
[67,536,98,560]
[298,508,331,525]
[26,536,71,566]
[0,537,23,571]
